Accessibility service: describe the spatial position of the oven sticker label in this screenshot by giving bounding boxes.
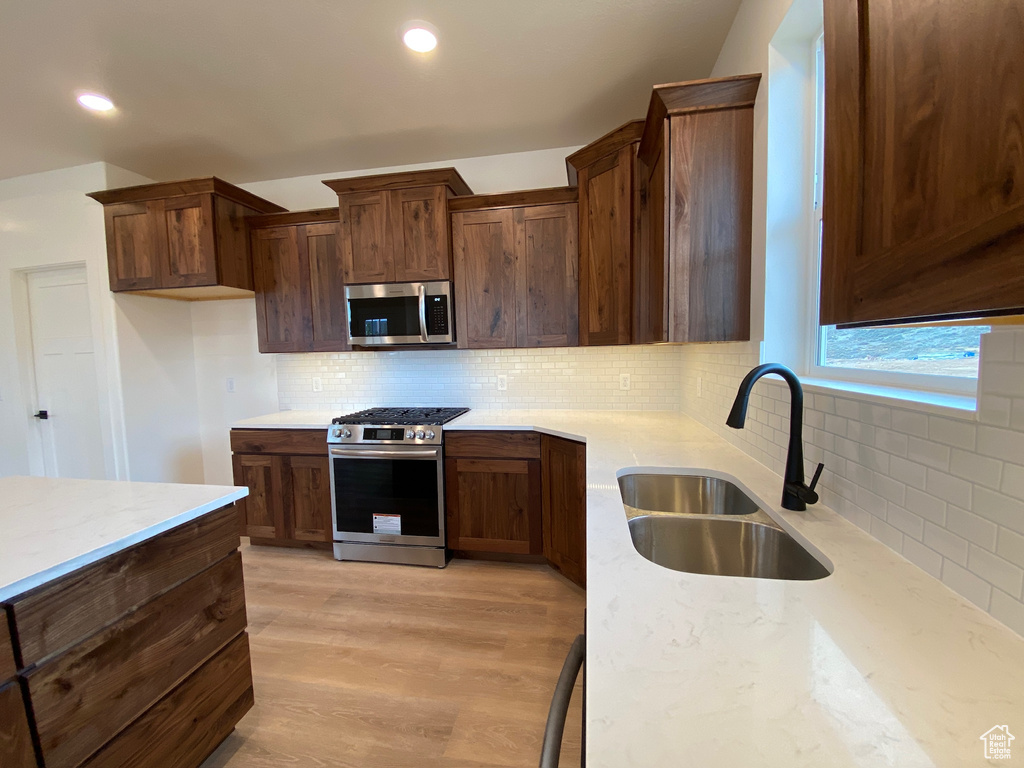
[372,514,402,535]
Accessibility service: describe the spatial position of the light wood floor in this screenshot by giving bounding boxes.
[201,542,586,768]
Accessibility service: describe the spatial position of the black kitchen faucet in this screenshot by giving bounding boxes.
[726,363,824,511]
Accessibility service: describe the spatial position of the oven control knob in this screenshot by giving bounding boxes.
[342,428,352,438]
[405,430,415,439]
[415,430,425,440]
[332,428,342,438]
[425,430,435,440]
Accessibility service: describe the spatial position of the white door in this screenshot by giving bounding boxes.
[26,266,108,479]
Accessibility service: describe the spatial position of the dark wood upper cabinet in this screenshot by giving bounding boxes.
[821,0,1024,325]
[567,120,644,346]
[450,188,578,349]
[87,177,285,299]
[248,208,349,354]
[636,75,760,343]
[324,169,472,284]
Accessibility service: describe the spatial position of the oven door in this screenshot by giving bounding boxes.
[328,444,445,547]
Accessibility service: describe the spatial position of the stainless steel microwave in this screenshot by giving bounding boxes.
[345,281,455,347]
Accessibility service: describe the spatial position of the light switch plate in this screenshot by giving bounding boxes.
[497,375,508,391]
[619,373,631,391]
[225,378,235,394]
[312,377,323,392]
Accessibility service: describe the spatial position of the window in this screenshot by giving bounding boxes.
[809,33,988,394]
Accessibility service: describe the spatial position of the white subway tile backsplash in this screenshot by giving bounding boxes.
[889,456,928,491]
[1003,463,1024,502]
[904,487,947,525]
[973,487,1024,535]
[977,425,1024,460]
[946,506,998,550]
[949,448,1003,490]
[991,589,1024,635]
[998,528,1024,571]
[907,437,951,471]
[924,469,973,509]
[901,537,943,578]
[893,409,929,438]
[968,545,1024,598]
[870,517,904,551]
[928,415,977,450]
[886,503,924,540]
[941,561,992,610]
[924,522,969,566]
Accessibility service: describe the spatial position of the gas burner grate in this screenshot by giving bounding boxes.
[332,407,470,426]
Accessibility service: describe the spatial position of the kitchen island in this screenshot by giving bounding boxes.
[0,476,251,768]
[237,409,1024,767]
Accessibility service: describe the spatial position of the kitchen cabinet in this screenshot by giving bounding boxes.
[230,429,333,546]
[323,169,473,284]
[450,188,579,349]
[567,120,644,346]
[248,208,349,353]
[86,177,286,299]
[821,0,1024,325]
[2,505,251,768]
[541,435,586,588]
[636,75,759,343]
[445,432,543,555]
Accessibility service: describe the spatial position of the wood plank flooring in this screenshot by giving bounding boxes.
[201,542,585,768]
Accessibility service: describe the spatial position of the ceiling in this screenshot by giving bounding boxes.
[0,0,742,184]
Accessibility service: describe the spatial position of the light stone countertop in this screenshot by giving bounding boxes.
[235,408,1024,766]
[0,476,247,602]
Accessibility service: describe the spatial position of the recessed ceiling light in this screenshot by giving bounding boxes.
[76,92,115,112]
[401,21,438,53]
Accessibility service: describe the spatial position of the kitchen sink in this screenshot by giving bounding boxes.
[618,473,761,516]
[618,471,831,580]
[627,515,830,580]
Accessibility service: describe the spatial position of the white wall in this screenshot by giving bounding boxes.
[0,164,125,479]
[687,0,1024,637]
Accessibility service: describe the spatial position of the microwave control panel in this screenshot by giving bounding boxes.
[427,295,450,336]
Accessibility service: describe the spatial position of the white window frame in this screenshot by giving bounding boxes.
[804,31,979,398]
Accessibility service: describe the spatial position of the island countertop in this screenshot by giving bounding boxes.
[0,476,247,602]
[234,408,1024,766]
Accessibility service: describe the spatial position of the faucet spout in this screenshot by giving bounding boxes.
[726,363,823,511]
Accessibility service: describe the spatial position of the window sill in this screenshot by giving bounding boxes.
[799,376,977,419]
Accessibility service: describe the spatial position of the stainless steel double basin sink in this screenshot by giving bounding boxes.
[619,473,830,580]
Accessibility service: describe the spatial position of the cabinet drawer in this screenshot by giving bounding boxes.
[444,431,540,459]
[0,609,16,681]
[81,632,253,768]
[8,505,240,668]
[27,552,247,768]
[230,428,327,455]
[0,680,36,768]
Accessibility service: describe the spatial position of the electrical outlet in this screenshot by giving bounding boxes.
[497,375,508,391]
[225,377,235,394]
[312,377,323,392]
[619,373,631,391]
[696,377,702,397]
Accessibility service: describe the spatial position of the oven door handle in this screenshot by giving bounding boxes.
[329,448,440,460]
[418,283,429,342]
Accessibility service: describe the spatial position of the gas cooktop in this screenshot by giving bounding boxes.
[331,407,470,426]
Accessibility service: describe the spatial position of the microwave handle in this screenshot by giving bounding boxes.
[418,284,429,342]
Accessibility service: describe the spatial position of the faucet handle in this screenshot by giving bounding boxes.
[808,462,824,492]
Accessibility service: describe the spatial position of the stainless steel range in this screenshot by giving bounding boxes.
[327,407,469,567]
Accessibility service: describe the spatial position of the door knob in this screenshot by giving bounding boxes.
[34,410,48,420]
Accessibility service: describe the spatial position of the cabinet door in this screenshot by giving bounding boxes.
[516,203,579,347]
[578,146,634,345]
[390,186,451,281]
[635,140,669,344]
[445,458,542,555]
[304,222,349,351]
[452,208,518,348]
[541,435,586,588]
[161,195,217,287]
[822,0,1024,324]
[232,453,285,539]
[251,226,313,353]
[286,455,333,542]
[103,201,162,291]
[339,190,392,283]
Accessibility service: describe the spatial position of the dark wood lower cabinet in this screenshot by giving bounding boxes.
[230,429,333,547]
[445,458,543,555]
[542,435,587,588]
[445,430,586,586]
[1,505,252,768]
